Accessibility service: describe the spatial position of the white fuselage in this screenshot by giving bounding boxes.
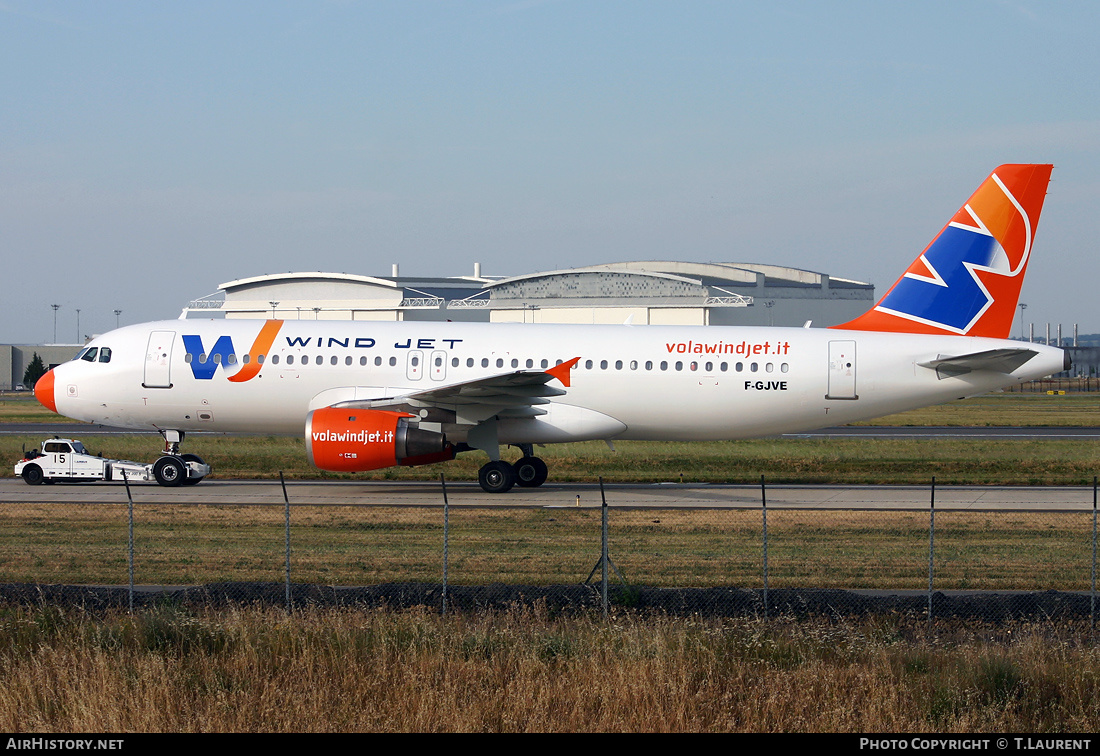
[48,319,1067,444]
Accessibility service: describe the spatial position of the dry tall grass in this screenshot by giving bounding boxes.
[1,605,1097,732]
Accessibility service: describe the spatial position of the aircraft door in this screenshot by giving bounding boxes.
[430,350,447,381]
[144,331,175,388]
[406,350,424,381]
[826,340,858,400]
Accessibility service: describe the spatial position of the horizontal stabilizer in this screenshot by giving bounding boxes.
[918,348,1037,379]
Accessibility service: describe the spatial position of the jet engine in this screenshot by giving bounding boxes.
[305,407,453,472]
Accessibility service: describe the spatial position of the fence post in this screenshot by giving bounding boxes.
[280,472,291,613]
[600,477,609,619]
[928,476,936,633]
[1092,476,1097,636]
[761,474,768,618]
[441,473,449,617]
[122,471,134,613]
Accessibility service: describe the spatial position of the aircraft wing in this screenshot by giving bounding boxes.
[330,357,580,425]
[918,348,1038,379]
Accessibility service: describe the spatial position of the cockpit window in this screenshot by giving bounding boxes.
[98,347,111,363]
[80,348,98,362]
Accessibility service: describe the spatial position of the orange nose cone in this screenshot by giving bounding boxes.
[35,369,57,414]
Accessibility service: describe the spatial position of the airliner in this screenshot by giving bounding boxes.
[30,164,1068,492]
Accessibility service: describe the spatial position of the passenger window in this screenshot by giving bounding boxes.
[645,361,653,370]
[271,355,280,365]
[585,360,593,369]
[750,362,758,372]
[675,362,683,371]
[660,361,668,371]
[375,357,382,366]
[467,358,474,367]
[360,357,367,366]
[541,359,548,368]
[481,358,489,368]
[600,360,608,370]
[286,355,294,365]
[781,363,789,373]
[389,357,397,366]
[496,358,504,368]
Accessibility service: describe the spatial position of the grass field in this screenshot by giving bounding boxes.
[0,504,1093,591]
[1,605,1097,732]
[4,394,1100,732]
[6,392,1100,485]
[6,433,1100,485]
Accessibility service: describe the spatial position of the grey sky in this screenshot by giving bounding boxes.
[3,1,1098,344]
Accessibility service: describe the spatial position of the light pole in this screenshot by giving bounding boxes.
[114,309,122,329]
[51,304,60,343]
[1018,303,1028,340]
[75,309,81,344]
[269,301,280,318]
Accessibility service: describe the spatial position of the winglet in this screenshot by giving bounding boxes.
[546,357,580,387]
[833,164,1053,338]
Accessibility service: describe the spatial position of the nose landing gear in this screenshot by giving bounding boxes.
[153,430,210,487]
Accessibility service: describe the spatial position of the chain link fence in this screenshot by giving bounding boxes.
[0,476,1096,624]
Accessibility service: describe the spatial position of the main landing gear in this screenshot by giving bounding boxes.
[153,430,210,487]
[476,445,549,494]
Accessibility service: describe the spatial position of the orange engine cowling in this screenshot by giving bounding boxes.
[305,407,453,472]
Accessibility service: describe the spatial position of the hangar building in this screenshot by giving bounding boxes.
[186,261,875,328]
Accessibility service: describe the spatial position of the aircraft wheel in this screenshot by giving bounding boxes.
[514,456,548,488]
[180,453,206,486]
[153,456,186,487]
[478,460,516,494]
[21,464,44,486]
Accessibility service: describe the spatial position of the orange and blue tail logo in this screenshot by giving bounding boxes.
[834,164,1052,338]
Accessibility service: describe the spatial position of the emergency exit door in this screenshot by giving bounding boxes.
[826,340,857,400]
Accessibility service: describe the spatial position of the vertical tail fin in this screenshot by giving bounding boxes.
[833,164,1053,338]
